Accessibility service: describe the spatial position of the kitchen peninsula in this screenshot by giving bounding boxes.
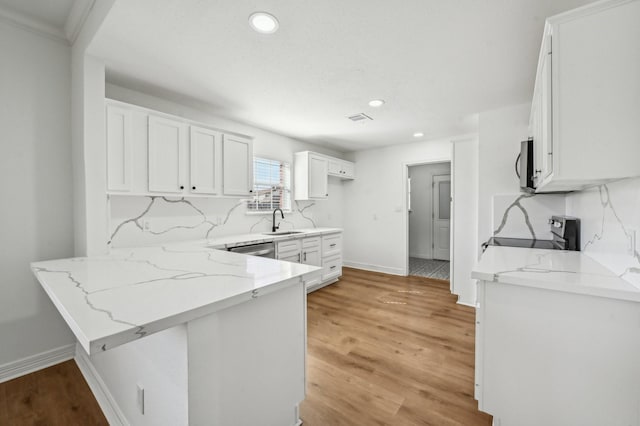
[31,243,321,426]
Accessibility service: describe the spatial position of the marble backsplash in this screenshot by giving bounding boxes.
[108,194,339,248]
[492,193,566,240]
[567,177,640,288]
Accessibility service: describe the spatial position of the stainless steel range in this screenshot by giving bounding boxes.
[483,215,580,251]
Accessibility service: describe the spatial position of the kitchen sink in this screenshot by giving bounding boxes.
[262,231,304,236]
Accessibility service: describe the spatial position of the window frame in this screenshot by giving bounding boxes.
[246,156,292,214]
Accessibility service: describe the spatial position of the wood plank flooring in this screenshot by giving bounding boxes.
[0,267,490,425]
[300,267,492,426]
[0,360,107,425]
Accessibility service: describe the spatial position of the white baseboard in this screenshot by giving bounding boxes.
[456,299,476,308]
[408,253,432,260]
[75,344,129,426]
[343,260,406,276]
[0,343,75,383]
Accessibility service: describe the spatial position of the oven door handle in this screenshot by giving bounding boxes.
[241,248,275,257]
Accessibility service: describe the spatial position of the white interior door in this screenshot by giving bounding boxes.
[433,175,451,261]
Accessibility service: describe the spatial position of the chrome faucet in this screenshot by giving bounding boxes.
[272,208,284,232]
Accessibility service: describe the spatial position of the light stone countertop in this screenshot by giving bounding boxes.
[473,246,640,302]
[31,243,322,355]
[205,227,343,249]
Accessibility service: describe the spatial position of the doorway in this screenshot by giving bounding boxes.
[407,162,451,280]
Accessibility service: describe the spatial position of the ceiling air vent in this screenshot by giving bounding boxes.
[347,113,373,122]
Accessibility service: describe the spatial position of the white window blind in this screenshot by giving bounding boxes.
[247,157,291,212]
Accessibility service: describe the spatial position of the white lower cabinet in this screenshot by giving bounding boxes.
[475,280,640,425]
[276,232,343,292]
[321,232,342,285]
[276,239,302,263]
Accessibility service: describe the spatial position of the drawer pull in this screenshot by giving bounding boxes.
[330,265,337,269]
[330,243,336,247]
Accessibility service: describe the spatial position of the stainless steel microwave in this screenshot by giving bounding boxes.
[518,138,535,193]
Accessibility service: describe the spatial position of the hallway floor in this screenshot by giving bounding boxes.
[409,257,450,280]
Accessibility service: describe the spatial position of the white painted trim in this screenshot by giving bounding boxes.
[75,344,129,426]
[0,6,68,44]
[64,0,95,44]
[343,261,405,276]
[307,278,339,293]
[402,156,453,277]
[408,253,432,260]
[0,344,75,383]
[456,300,476,308]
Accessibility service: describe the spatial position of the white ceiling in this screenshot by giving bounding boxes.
[93,1,597,151]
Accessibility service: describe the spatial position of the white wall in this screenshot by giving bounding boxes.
[342,137,454,275]
[0,21,75,366]
[477,103,530,251]
[451,138,479,306]
[408,162,451,259]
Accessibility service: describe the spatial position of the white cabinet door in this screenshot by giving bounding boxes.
[106,105,132,192]
[321,255,342,282]
[539,34,553,180]
[190,126,219,195]
[308,154,328,199]
[279,252,301,263]
[341,161,355,179]
[223,134,253,196]
[148,115,187,193]
[302,245,321,267]
[327,159,342,177]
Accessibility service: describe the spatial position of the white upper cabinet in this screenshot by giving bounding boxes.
[294,151,355,200]
[328,158,355,179]
[531,0,640,192]
[222,134,253,196]
[190,126,220,195]
[294,152,328,200]
[148,115,188,193]
[106,105,132,192]
[105,100,253,198]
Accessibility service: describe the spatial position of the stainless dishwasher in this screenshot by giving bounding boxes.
[227,241,275,258]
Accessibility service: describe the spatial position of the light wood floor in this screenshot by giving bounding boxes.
[0,267,490,425]
[299,267,492,426]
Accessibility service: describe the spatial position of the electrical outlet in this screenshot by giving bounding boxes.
[137,384,145,415]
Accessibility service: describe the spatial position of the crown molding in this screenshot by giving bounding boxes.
[0,5,68,44]
[65,0,95,44]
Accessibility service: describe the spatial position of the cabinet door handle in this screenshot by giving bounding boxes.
[249,190,253,193]
[303,252,307,262]
[179,185,184,190]
[192,186,196,190]
[297,253,301,262]
[330,243,336,247]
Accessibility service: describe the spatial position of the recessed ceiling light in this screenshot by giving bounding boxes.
[413,132,424,138]
[368,99,385,108]
[249,12,279,34]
